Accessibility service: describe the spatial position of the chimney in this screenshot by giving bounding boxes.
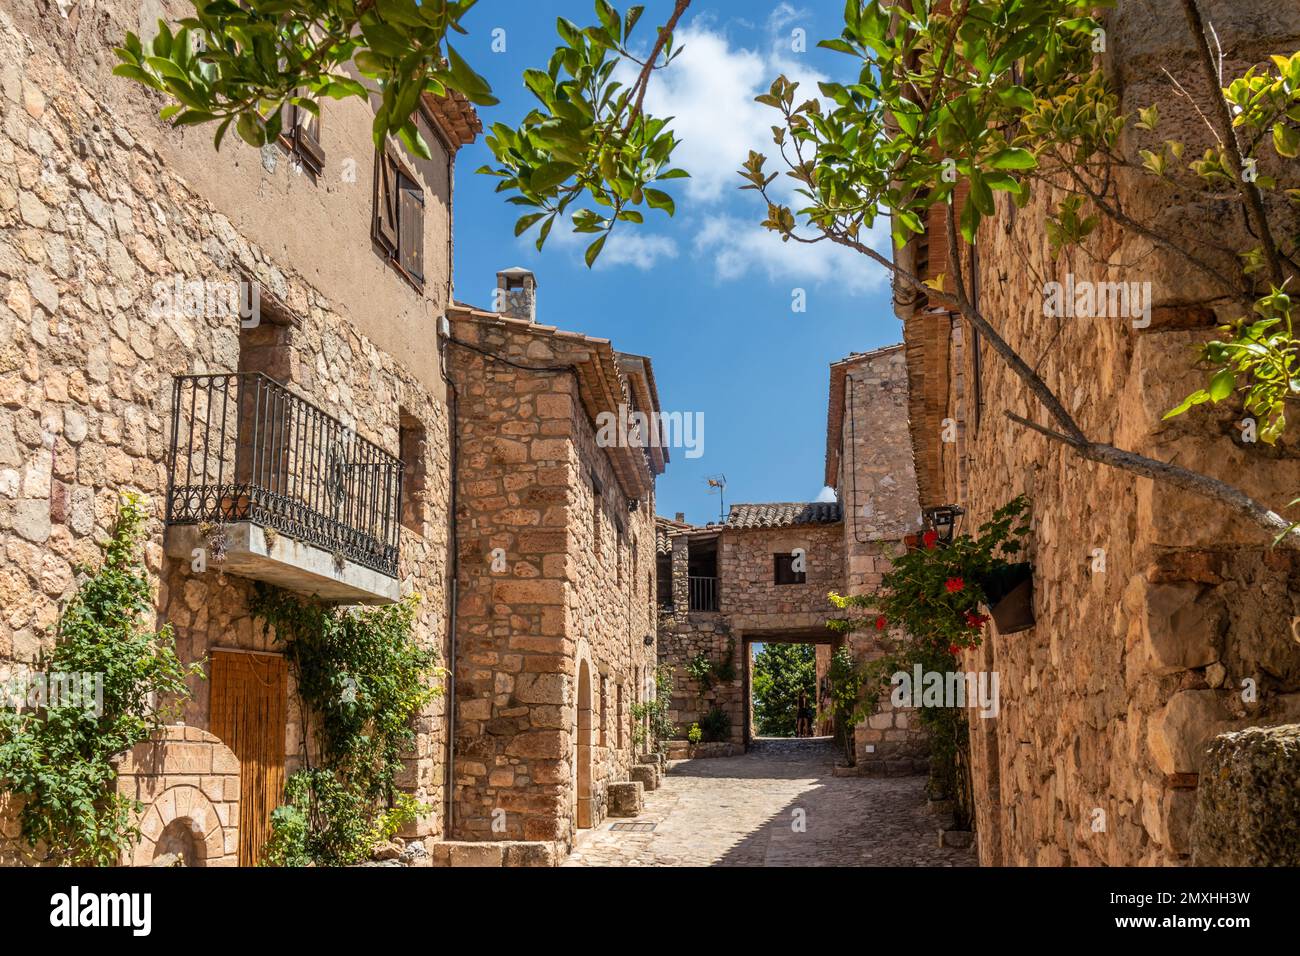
[675,512,685,523]
[496,267,537,322]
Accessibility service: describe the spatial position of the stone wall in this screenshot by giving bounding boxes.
[446,311,657,845]
[906,0,1300,866]
[114,725,241,867]
[0,5,453,861]
[6,0,459,402]
[830,348,929,769]
[719,522,844,631]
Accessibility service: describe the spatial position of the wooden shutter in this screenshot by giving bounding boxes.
[373,152,399,254]
[210,650,287,867]
[397,172,424,286]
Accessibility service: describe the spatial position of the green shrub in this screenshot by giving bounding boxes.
[0,493,202,865]
[698,706,730,743]
[252,585,439,866]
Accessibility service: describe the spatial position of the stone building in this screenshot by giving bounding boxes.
[0,2,664,867]
[444,286,664,844]
[894,0,1300,865]
[656,344,926,769]
[0,0,470,865]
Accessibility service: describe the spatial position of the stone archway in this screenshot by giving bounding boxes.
[576,659,594,829]
[115,725,240,866]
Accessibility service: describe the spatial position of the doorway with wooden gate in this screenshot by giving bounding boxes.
[210,649,287,866]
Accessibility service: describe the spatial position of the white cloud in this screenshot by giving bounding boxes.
[692,214,889,295]
[534,217,679,272]
[593,231,679,271]
[814,485,838,503]
[626,15,832,205]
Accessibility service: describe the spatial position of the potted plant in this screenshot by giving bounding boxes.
[978,561,1034,634]
[831,494,1034,656]
[686,722,702,756]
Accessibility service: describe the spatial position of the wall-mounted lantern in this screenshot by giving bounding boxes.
[922,505,964,545]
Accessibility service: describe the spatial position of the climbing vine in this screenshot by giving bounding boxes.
[0,493,201,866]
[631,664,674,752]
[251,584,440,866]
[821,646,869,766]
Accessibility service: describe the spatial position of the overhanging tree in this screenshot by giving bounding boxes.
[738,0,1300,544]
[112,0,692,264]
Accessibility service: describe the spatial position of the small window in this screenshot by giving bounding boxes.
[287,101,323,176]
[591,474,603,558]
[615,517,625,584]
[774,553,806,585]
[600,676,609,747]
[398,410,426,535]
[373,149,425,291]
[617,684,625,749]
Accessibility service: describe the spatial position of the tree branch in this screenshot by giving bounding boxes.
[1178,0,1285,285]
[1006,412,1300,544]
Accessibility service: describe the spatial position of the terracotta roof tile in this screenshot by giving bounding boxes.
[724,502,842,529]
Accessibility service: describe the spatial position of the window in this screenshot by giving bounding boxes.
[617,684,625,749]
[774,553,806,585]
[615,517,625,585]
[285,100,323,176]
[373,149,425,291]
[599,676,609,747]
[590,473,603,558]
[656,553,672,606]
[398,410,426,534]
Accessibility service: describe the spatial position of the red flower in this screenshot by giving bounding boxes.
[948,644,961,656]
[874,615,887,631]
[945,577,965,593]
[964,609,989,628]
[922,530,938,549]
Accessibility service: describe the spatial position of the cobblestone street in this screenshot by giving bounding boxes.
[564,740,978,867]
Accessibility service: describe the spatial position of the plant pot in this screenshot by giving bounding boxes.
[903,533,920,550]
[981,563,1034,633]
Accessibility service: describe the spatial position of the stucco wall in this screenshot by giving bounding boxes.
[7,0,453,401]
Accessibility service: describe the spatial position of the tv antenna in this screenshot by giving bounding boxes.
[705,474,727,523]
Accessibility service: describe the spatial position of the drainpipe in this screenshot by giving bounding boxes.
[440,134,460,839]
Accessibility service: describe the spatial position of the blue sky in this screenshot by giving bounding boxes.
[452,1,901,525]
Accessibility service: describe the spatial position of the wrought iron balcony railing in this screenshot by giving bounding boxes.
[689,575,719,612]
[166,373,402,578]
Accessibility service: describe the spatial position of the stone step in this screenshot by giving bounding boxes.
[747,736,838,756]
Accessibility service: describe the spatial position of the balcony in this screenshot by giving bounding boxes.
[689,575,719,612]
[164,373,402,604]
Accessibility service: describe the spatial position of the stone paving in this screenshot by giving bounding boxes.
[563,738,978,867]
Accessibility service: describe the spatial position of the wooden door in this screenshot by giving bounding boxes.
[210,650,287,866]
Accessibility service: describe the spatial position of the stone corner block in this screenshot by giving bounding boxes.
[606,781,644,817]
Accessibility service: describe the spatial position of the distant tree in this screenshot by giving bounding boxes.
[752,642,816,738]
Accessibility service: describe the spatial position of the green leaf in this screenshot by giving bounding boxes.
[236,112,265,148]
[514,212,547,236]
[446,43,499,106]
[1273,122,1300,158]
[642,187,675,215]
[1162,389,1211,419]
[985,147,1037,170]
[1209,368,1236,401]
[584,233,608,267]
[530,161,578,193]
[397,122,432,160]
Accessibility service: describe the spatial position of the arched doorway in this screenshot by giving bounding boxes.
[576,659,594,828]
